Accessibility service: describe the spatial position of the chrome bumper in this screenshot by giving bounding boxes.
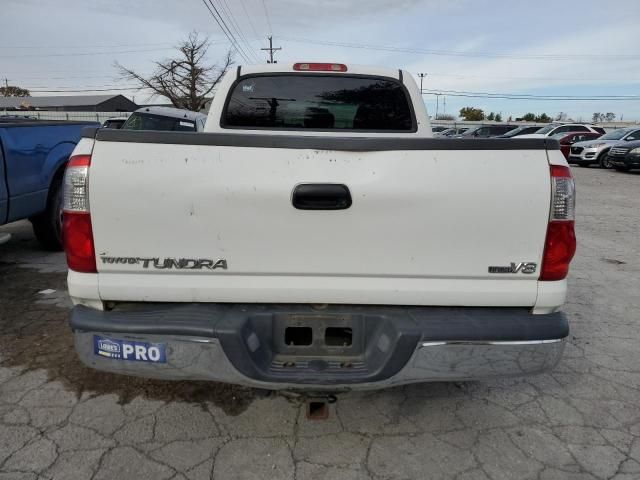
[568,149,599,163]
[70,304,568,391]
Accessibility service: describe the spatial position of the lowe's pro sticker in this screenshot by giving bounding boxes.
[94,336,166,363]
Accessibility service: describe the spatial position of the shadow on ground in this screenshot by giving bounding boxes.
[0,262,257,415]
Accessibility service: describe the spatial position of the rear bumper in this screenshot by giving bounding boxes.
[70,304,568,390]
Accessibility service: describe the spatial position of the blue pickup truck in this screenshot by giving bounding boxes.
[0,119,100,249]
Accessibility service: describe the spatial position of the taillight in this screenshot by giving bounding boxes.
[62,154,96,273]
[540,165,576,281]
[293,63,348,72]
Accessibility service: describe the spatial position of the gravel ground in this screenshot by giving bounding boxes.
[0,166,639,480]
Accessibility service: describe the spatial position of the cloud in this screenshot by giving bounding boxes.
[3,0,640,118]
[405,21,640,93]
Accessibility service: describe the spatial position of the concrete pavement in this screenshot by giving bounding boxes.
[1,167,639,480]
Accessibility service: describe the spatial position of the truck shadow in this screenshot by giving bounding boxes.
[0,262,257,416]
[0,260,480,418]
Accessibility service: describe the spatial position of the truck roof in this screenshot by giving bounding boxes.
[239,63,403,80]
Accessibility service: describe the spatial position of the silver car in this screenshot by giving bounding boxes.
[569,127,640,168]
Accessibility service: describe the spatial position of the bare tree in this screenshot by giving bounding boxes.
[117,32,233,111]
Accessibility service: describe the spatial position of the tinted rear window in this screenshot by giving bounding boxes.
[122,113,196,132]
[222,74,414,131]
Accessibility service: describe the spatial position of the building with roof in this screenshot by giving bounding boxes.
[0,94,138,112]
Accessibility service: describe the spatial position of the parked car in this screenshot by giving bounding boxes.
[121,106,207,132]
[0,115,39,122]
[606,139,640,172]
[64,62,574,391]
[438,127,468,137]
[0,120,100,249]
[519,123,605,138]
[568,127,640,168]
[102,117,128,129]
[551,132,602,160]
[431,126,449,135]
[498,125,543,138]
[457,124,518,138]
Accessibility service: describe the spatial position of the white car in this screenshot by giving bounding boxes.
[122,106,207,132]
[518,123,605,138]
[62,63,575,390]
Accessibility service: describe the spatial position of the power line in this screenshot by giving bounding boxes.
[215,0,260,62]
[22,83,140,89]
[0,42,175,49]
[7,74,135,80]
[420,89,640,101]
[27,87,139,93]
[262,0,273,35]
[200,0,252,63]
[238,0,262,39]
[422,87,640,99]
[205,0,254,62]
[0,47,177,59]
[280,36,640,61]
[201,0,249,61]
[423,72,636,83]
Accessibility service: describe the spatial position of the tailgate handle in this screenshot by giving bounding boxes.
[292,184,352,210]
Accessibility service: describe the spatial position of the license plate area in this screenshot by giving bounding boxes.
[222,308,420,383]
[273,314,365,357]
[270,314,367,375]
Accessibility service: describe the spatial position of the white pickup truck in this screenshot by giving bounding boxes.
[63,63,575,390]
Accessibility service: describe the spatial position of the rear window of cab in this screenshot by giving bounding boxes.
[222,74,415,132]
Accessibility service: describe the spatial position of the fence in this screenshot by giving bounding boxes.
[2,109,637,131]
[0,110,131,123]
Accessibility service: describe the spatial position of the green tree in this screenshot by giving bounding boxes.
[487,112,495,121]
[459,107,485,121]
[605,112,616,122]
[0,85,30,97]
[495,113,503,122]
[535,113,551,123]
[522,113,536,122]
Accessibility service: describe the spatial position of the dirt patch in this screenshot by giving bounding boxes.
[0,262,256,416]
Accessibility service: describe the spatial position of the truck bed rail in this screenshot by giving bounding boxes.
[83,127,560,151]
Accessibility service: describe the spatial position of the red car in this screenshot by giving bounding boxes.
[551,131,602,159]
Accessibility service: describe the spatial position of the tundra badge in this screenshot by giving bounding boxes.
[99,257,228,270]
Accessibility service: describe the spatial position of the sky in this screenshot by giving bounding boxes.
[2,0,640,121]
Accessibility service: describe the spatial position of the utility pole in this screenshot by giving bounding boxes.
[4,78,9,88]
[418,73,427,94]
[261,36,281,64]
